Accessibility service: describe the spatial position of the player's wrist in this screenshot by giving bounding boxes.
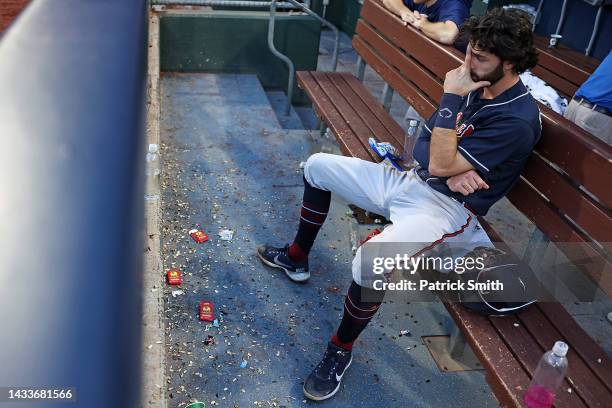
[435,93,462,130]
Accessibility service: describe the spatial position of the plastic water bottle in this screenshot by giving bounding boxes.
[145,143,160,201]
[524,341,569,408]
[402,119,420,169]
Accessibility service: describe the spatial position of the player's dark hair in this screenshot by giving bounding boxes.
[458,8,538,74]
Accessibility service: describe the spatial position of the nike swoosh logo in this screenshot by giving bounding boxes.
[273,255,294,269]
[335,371,345,382]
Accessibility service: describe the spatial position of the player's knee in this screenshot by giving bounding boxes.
[303,153,332,188]
[351,247,377,289]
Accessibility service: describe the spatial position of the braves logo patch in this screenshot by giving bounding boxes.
[456,123,475,138]
[455,112,474,138]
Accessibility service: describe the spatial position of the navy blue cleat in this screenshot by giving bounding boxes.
[256,244,310,282]
[303,341,353,401]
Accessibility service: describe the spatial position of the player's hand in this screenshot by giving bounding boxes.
[407,11,428,29]
[444,44,491,96]
[446,169,489,196]
[400,9,415,25]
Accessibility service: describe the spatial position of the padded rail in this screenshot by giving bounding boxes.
[0,0,148,406]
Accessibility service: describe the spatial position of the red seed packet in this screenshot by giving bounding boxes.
[189,229,209,243]
[199,301,214,322]
[167,269,182,285]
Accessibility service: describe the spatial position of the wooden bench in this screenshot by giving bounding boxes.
[296,0,612,406]
[531,35,600,99]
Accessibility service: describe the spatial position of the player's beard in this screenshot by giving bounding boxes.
[471,62,504,86]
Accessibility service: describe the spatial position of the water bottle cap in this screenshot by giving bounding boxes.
[553,341,568,357]
[409,120,419,127]
[148,144,158,154]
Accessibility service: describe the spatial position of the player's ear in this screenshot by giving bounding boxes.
[503,60,515,74]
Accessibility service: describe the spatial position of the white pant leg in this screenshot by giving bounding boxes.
[303,152,409,218]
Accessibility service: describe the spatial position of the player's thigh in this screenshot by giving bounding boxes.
[303,152,389,216]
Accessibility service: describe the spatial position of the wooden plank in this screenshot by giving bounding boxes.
[533,35,597,86]
[506,180,612,297]
[491,315,587,407]
[355,20,444,102]
[360,0,461,80]
[353,35,437,118]
[296,71,372,160]
[521,153,612,243]
[310,71,380,160]
[536,106,612,209]
[518,306,611,405]
[342,74,406,138]
[328,73,404,151]
[444,302,532,408]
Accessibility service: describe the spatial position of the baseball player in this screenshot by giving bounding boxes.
[257,8,541,401]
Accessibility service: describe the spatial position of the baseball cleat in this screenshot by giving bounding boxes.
[303,342,353,401]
[256,244,310,282]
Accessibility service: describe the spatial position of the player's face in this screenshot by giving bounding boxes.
[468,45,505,85]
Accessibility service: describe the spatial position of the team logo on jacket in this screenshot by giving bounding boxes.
[455,112,474,138]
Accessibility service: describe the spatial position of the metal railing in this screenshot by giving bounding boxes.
[0,0,148,405]
[268,0,340,115]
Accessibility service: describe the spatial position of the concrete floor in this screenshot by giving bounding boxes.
[159,73,497,407]
[156,27,611,408]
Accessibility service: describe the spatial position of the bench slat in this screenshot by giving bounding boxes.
[355,19,443,103]
[444,302,532,407]
[521,153,612,243]
[327,73,404,151]
[353,35,437,118]
[537,303,612,390]
[296,71,373,160]
[507,179,612,297]
[533,36,597,87]
[538,106,612,209]
[490,315,588,407]
[310,71,385,160]
[342,74,406,138]
[519,305,612,402]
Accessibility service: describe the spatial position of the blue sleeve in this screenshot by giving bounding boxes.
[457,117,533,175]
[403,0,415,10]
[412,113,436,167]
[436,0,470,28]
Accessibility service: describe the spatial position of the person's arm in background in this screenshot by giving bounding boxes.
[408,12,459,45]
[382,0,413,22]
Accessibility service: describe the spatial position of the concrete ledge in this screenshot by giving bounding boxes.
[142,11,166,408]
